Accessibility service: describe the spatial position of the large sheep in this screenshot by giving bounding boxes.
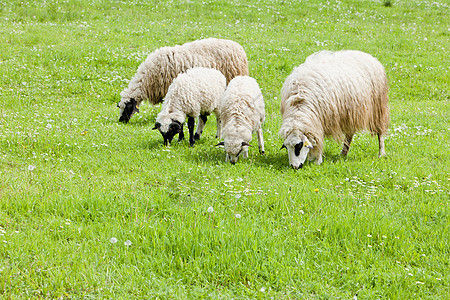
[153,67,226,147]
[216,76,265,164]
[117,38,249,122]
[279,50,390,169]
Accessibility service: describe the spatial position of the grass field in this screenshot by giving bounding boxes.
[1,0,449,298]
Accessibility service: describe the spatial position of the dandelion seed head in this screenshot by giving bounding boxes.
[109,237,118,244]
[235,214,241,219]
[207,206,214,213]
[28,165,36,171]
[124,240,132,246]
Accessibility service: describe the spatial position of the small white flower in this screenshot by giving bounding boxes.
[408,273,413,276]
[235,194,242,199]
[416,281,424,285]
[235,214,241,219]
[109,237,118,244]
[207,206,214,213]
[367,234,372,237]
[367,245,372,248]
[46,123,52,129]
[28,165,36,171]
[299,210,305,214]
[260,287,265,292]
[124,240,132,246]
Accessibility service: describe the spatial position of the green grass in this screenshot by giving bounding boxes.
[1,0,449,298]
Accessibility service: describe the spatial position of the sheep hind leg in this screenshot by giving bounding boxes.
[194,114,208,140]
[257,127,265,155]
[340,134,353,157]
[378,133,386,157]
[188,116,196,147]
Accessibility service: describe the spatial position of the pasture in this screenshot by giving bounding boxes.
[0,0,449,298]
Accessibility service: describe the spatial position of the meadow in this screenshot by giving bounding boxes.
[0,0,449,298]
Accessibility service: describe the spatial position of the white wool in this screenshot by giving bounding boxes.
[156,67,226,135]
[220,76,265,163]
[279,50,390,168]
[118,38,249,121]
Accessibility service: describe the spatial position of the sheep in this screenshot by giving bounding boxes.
[216,76,265,164]
[117,38,249,122]
[153,67,226,147]
[279,50,390,169]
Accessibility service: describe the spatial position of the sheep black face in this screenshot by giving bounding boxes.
[118,98,139,123]
[153,120,183,146]
[281,134,313,170]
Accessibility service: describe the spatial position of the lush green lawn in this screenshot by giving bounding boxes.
[1,0,449,298]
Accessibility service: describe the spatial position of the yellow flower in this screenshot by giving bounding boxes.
[314,188,319,192]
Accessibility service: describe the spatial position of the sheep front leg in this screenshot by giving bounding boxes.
[340,134,353,157]
[256,127,265,155]
[194,114,208,140]
[188,116,196,147]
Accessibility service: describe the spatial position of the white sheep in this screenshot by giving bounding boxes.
[216,76,265,164]
[279,50,390,169]
[117,38,249,122]
[153,67,226,147]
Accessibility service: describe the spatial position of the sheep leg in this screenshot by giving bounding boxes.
[194,114,208,140]
[378,133,386,157]
[257,127,265,155]
[188,116,196,147]
[340,134,353,157]
[178,124,185,142]
[216,116,221,139]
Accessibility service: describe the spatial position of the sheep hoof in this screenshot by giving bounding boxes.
[260,150,265,155]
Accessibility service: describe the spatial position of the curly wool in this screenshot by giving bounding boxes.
[119,38,249,110]
[156,67,226,137]
[220,76,265,161]
[279,50,390,159]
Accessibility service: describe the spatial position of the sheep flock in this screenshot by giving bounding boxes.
[118,38,390,168]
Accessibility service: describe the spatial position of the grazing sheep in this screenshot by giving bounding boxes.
[153,67,226,147]
[279,50,390,169]
[216,76,265,164]
[117,38,249,122]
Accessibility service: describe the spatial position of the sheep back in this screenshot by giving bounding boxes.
[121,38,249,107]
[220,76,265,140]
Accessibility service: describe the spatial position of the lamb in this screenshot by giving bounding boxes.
[216,76,265,164]
[279,50,390,169]
[153,67,226,147]
[117,38,249,122]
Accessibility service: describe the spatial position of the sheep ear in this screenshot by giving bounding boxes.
[215,141,225,147]
[280,144,287,150]
[242,142,251,147]
[152,122,161,130]
[304,137,313,149]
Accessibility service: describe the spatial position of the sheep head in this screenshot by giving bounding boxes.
[281,133,313,170]
[153,120,182,146]
[118,98,139,123]
[217,140,250,165]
